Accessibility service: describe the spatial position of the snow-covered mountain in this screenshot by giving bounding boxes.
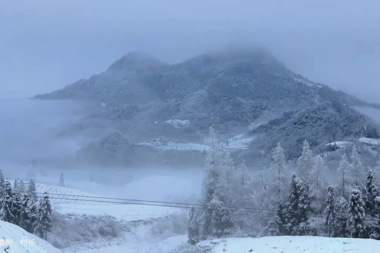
[35,47,376,130]
[33,47,380,168]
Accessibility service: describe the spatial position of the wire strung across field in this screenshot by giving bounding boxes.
[15,190,277,214]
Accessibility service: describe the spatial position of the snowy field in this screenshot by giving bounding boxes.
[138,134,255,153]
[220,134,255,152]
[73,235,380,253]
[23,181,184,221]
[198,236,380,253]
[359,137,380,146]
[0,220,61,253]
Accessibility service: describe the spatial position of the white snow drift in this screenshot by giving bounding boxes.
[0,220,61,253]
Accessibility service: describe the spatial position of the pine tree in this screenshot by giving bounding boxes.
[208,198,234,238]
[20,194,34,233]
[188,206,200,245]
[337,154,352,199]
[13,179,19,193]
[35,192,52,240]
[324,186,337,237]
[0,170,5,199]
[59,173,64,187]
[364,170,379,215]
[309,155,329,212]
[297,140,313,181]
[28,179,38,203]
[351,147,365,188]
[18,180,25,195]
[268,143,288,208]
[286,174,311,235]
[347,190,365,238]
[189,127,233,243]
[11,192,22,226]
[373,158,380,189]
[0,181,15,223]
[270,204,288,235]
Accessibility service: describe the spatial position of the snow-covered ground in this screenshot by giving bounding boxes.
[138,138,209,152]
[165,119,190,128]
[74,235,188,253]
[0,220,61,253]
[325,141,352,148]
[197,236,380,253]
[56,203,179,221]
[25,182,183,221]
[75,235,380,253]
[359,137,380,146]
[138,134,255,153]
[220,134,255,152]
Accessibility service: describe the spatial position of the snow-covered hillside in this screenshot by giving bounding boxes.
[0,220,61,253]
[359,137,380,146]
[138,138,209,152]
[220,134,255,152]
[197,236,380,253]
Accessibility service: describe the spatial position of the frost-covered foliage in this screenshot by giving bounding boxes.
[250,101,379,159]
[337,154,353,198]
[324,186,337,237]
[188,128,234,243]
[0,181,14,223]
[28,179,38,203]
[76,132,132,167]
[49,212,124,249]
[151,211,188,239]
[266,143,288,209]
[19,194,38,233]
[285,174,311,235]
[309,155,329,212]
[34,192,53,240]
[297,140,313,181]
[347,190,366,238]
[351,147,366,187]
[363,171,379,215]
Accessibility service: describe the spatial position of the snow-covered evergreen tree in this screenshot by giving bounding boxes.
[11,192,22,226]
[373,158,380,189]
[188,127,233,243]
[364,170,379,215]
[208,198,234,238]
[267,143,288,208]
[0,170,5,199]
[297,140,313,181]
[35,192,52,240]
[347,190,365,238]
[310,155,329,212]
[20,194,34,233]
[351,147,365,188]
[18,180,25,195]
[188,206,200,245]
[28,179,38,203]
[0,181,14,223]
[13,179,19,193]
[59,173,65,187]
[286,174,311,235]
[337,154,353,199]
[324,186,337,237]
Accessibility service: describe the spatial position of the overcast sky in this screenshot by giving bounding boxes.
[1,0,380,102]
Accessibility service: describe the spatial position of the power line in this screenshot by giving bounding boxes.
[14,190,277,214]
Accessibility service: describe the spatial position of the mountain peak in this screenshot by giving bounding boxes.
[107,51,167,71]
